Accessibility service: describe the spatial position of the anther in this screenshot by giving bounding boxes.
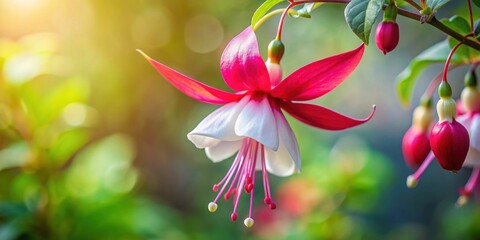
[224,192,231,201]
[245,183,254,193]
[244,217,255,228]
[269,202,277,210]
[208,202,218,213]
[406,175,418,188]
[212,184,219,192]
[231,213,238,222]
[264,197,271,205]
[456,195,469,207]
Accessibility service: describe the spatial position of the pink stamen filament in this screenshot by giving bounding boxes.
[212,148,244,203]
[213,153,241,191]
[248,144,258,218]
[411,151,435,181]
[462,168,480,196]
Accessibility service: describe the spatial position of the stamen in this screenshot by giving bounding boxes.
[248,142,259,220]
[208,202,218,212]
[212,143,247,204]
[456,168,480,207]
[208,138,276,225]
[261,145,274,207]
[407,151,435,188]
[244,217,255,228]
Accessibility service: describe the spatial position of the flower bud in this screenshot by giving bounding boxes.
[430,119,470,171]
[267,39,285,64]
[402,102,433,168]
[461,71,480,113]
[402,127,431,168]
[375,21,400,55]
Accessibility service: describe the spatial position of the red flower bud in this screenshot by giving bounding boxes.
[402,127,430,168]
[375,21,399,55]
[430,119,470,171]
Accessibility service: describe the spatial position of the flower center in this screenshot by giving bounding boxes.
[207,138,276,228]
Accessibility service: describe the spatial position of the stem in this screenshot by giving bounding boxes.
[276,0,352,40]
[442,42,464,82]
[276,4,295,40]
[468,0,474,33]
[395,8,480,51]
[268,0,480,51]
[253,8,299,31]
[405,0,422,11]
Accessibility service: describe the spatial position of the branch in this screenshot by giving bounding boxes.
[396,8,480,51]
[292,0,480,51]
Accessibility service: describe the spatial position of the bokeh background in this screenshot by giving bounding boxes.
[0,0,479,239]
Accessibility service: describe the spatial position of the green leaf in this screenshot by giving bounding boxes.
[289,3,323,19]
[440,16,470,35]
[441,16,480,62]
[426,0,451,11]
[344,0,385,45]
[396,40,463,107]
[474,0,480,8]
[251,0,285,28]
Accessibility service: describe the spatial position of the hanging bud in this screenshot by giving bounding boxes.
[430,82,470,171]
[267,39,285,64]
[266,39,285,86]
[375,4,399,55]
[402,98,433,168]
[461,70,480,113]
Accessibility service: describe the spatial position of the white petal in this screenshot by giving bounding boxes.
[264,109,300,177]
[235,96,279,150]
[187,96,249,148]
[457,114,471,127]
[469,114,480,152]
[205,140,242,163]
[463,147,480,167]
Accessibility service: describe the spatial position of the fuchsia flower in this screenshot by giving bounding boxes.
[375,21,399,55]
[430,82,470,172]
[138,27,374,227]
[402,102,433,168]
[455,77,480,205]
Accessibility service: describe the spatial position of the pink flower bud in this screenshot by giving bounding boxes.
[375,21,399,55]
[402,127,430,168]
[430,119,470,171]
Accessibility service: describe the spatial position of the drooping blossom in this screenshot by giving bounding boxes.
[455,72,480,206]
[402,100,433,168]
[375,21,399,55]
[375,4,399,55]
[138,27,374,227]
[430,82,469,171]
[407,82,470,188]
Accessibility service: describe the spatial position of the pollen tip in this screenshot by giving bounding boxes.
[231,213,238,222]
[136,49,150,59]
[456,195,469,207]
[245,183,254,193]
[264,197,271,205]
[244,218,255,228]
[406,175,418,188]
[212,184,219,192]
[208,202,218,213]
[269,202,277,210]
[224,192,231,200]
